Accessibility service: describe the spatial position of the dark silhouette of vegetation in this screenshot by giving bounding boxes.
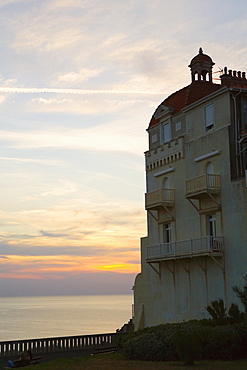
[232,275,247,314]
[205,299,227,325]
[173,328,199,366]
[205,299,245,325]
[205,275,247,325]
[122,321,247,362]
[228,303,245,323]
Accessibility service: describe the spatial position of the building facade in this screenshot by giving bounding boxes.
[133,48,247,330]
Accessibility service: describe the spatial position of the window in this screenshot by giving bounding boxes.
[163,223,172,243]
[208,214,216,237]
[206,162,214,175]
[152,134,157,143]
[163,121,171,143]
[243,96,247,127]
[205,104,214,131]
[175,121,181,131]
[163,178,170,189]
[207,214,218,250]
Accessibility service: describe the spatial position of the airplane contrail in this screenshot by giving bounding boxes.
[0,87,162,95]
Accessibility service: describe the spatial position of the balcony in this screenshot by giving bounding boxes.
[146,236,224,262]
[145,189,175,210]
[185,174,220,199]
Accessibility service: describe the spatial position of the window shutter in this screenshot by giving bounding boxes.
[205,105,214,128]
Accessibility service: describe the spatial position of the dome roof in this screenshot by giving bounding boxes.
[148,80,221,129]
[147,49,221,129]
[189,47,214,67]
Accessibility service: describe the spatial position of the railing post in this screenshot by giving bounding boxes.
[207,235,211,251]
[190,238,193,254]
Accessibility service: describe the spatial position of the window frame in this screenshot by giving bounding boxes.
[162,119,171,143]
[163,223,172,243]
[207,214,217,237]
[204,104,214,131]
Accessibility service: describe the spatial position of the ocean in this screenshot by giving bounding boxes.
[0,295,133,342]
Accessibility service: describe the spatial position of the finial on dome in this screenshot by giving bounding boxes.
[199,47,203,54]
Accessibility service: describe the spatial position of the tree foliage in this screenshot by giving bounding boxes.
[232,275,247,314]
[205,299,227,324]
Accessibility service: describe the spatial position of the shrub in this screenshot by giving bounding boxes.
[205,299,227,325]
[122,324,179,361]
[173,328,200,365]
[228,303,245,323]
[123,333,167,361]
[199,323,247,360]
[122,321,247,362]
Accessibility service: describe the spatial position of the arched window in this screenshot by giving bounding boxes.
[206,162,214,174]
[163,177,170,189]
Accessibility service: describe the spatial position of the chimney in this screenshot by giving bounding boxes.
[220,66,247,87]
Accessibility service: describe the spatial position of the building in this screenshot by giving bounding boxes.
[133,48,247,330]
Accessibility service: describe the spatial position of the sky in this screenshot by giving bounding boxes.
[0,0,247,297]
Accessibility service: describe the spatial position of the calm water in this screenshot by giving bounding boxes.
[0,295,133,341]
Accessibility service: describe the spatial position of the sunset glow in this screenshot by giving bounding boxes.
[0,0,246,296]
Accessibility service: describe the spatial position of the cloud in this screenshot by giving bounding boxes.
[40,180,77,197]
[0,156,62,166]
[0,123,146,154]
[0,95,6,104]
[31,98,72,105]
[39,230,68,238]
[58,68,102,84]
[12,17,83,53]
[0,0,30,7]
[0,250,141,280]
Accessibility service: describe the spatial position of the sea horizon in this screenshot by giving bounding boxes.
[0,293,132,298]
[0,294,133,342]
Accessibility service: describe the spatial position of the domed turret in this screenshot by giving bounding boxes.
[189,47,215,82]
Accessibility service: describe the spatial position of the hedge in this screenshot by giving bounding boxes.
[121,321,247,362]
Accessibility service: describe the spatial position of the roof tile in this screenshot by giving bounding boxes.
[148,81,221,129]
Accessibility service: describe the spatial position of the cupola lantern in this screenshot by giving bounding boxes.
[189,47,215,82]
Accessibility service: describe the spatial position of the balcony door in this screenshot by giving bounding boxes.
[207,214,217,250]
[162,223,172,253]
[206,162,215,188]
[208,214,216,237]
[163,223,171,242]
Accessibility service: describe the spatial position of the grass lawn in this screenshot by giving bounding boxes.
[32,353,247,370]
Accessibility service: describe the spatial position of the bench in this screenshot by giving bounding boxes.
[93,346,118,355]
[29,356,41,365]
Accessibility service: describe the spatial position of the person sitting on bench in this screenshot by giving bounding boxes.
[5,351,31,368]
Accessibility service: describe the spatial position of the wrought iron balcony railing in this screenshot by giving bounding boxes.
[147,236,223,262]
